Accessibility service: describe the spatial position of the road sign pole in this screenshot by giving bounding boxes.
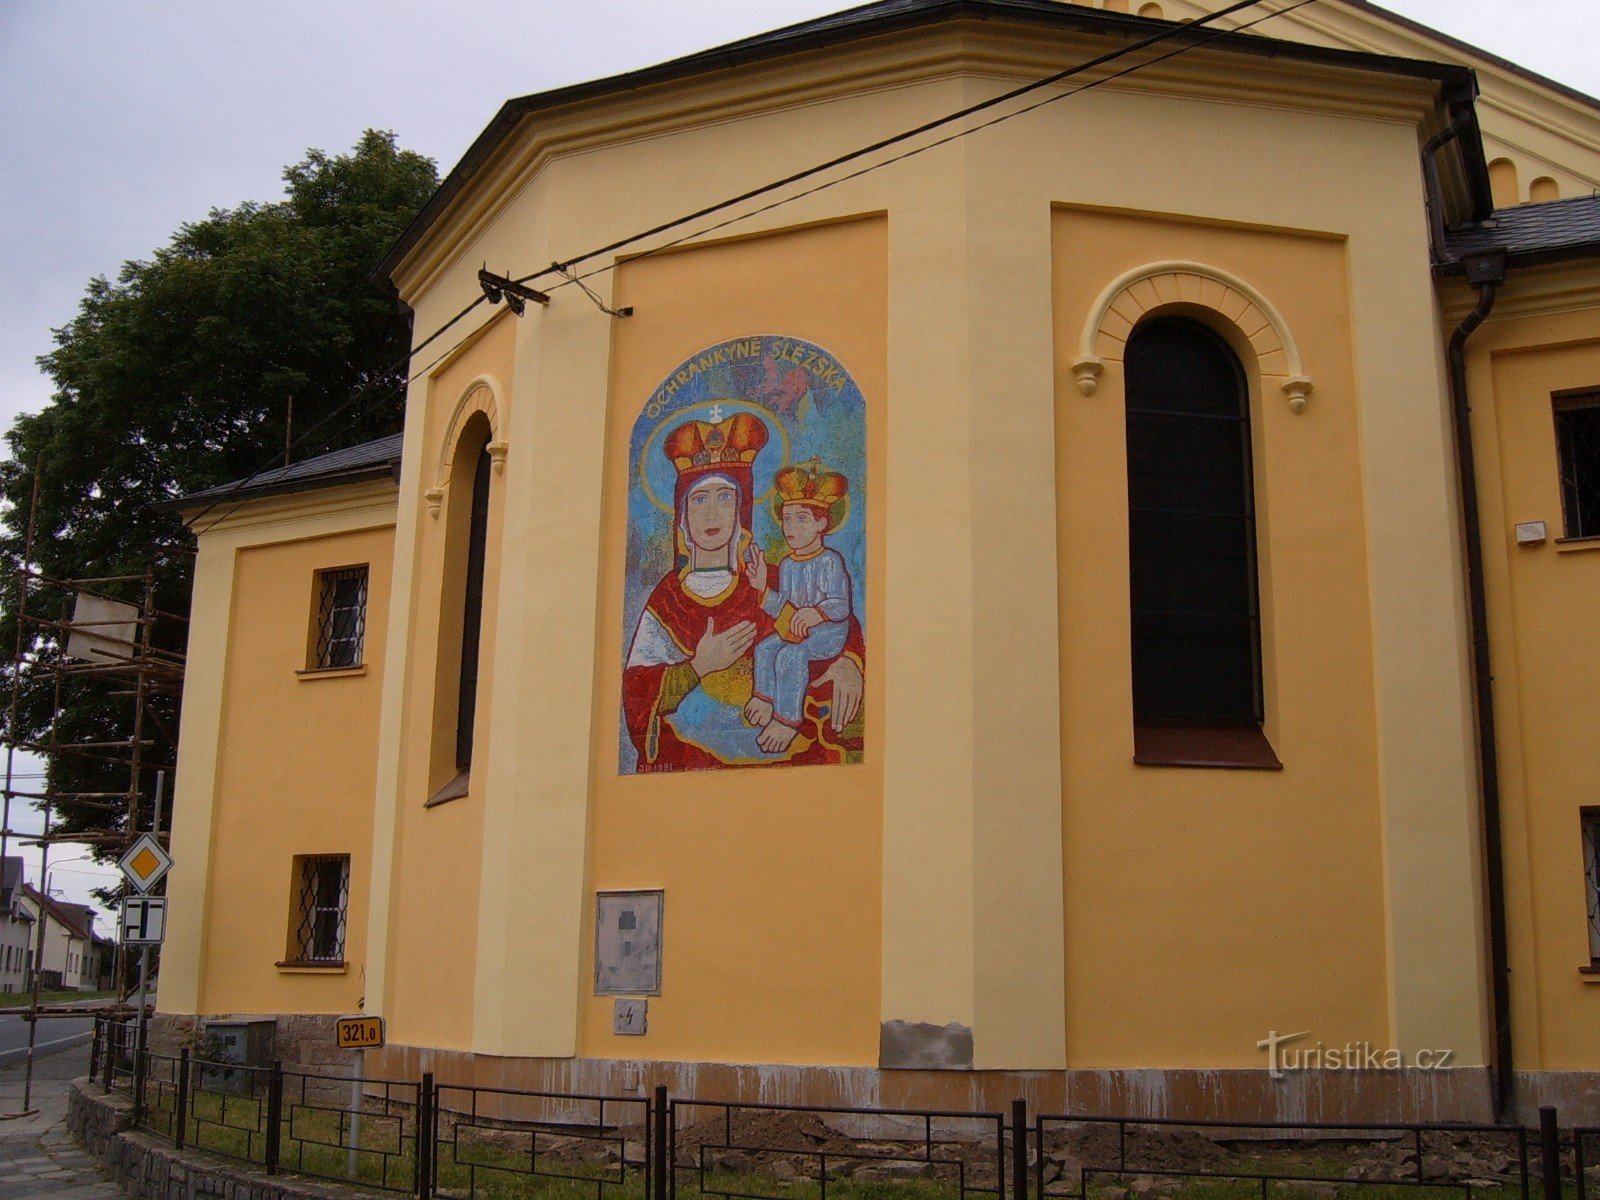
[132,771,165,1080]
[348,1047,365,1179]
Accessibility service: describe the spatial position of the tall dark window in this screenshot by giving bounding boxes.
[1126,317,1270,761]
[1583,809,1600,968]
[456,444,492,770]
[1554,389,1599,539]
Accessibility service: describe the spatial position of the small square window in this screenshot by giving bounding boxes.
[285,854,349,966]
[1554,390,1600,539]
[312,566,369,669]
[1582,810,1600,967]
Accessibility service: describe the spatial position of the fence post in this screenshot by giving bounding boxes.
[104,1022,117,1093]
[175,1048,190,1151]
[653,1085,669,1200]
[265,1060,284,1175]
[1012,1099,1029,1200]
[417,1072,434,1200]
[89,1017,101,1081]
[1540,1107,1562,1200]
[131,1034,147,1123]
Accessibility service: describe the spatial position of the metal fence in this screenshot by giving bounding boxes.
[1035,1112,1535,1200]
[668,1096,1019,1200]
[90,1022,1596,1200]
[430,1082,650,1200]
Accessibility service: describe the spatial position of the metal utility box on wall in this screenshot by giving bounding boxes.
[202,1019,275,1093]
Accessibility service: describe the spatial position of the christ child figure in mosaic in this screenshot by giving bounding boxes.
[742,460,854,754]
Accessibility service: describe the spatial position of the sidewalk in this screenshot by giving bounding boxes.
[0,1044,121,1200]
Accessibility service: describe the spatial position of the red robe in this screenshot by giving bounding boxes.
[622,571,864,772]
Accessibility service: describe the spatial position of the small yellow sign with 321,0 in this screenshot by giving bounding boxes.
[334,1015,384,1049]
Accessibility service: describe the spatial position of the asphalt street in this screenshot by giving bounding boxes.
[0,1014,95,1065]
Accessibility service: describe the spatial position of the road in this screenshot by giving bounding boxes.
[0,1011,97,1065]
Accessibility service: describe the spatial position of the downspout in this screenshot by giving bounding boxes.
[1425,106,1515,1121]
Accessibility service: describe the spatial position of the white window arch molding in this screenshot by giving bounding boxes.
[1070,261,1314,414]
[425,376,508,518]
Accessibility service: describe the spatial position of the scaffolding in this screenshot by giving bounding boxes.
[1,463,186,1116]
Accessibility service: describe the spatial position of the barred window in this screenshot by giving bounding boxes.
[286,855,349,966]
[1555,390,1600,539]
[1583,810,1599,967]
[313,566,369,669]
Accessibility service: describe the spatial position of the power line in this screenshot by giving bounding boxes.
[513,0,1279,290]
[544,0,1318,297]
[192,0,1293,536]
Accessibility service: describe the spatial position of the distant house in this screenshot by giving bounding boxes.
[0,857,36,994]
[19,884,98,992]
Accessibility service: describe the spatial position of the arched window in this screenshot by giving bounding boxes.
[455,442,492,770]
[427,420,493,806]
[1125,316,1277,767]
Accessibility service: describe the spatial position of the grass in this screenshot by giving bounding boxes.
[0,988,116,1008]
[130,1091,1596,1200]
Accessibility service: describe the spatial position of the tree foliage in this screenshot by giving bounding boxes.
[0,131,437,846]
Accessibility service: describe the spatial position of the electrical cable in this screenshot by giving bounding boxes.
[190,0,1302,535]
[539,0,1317,299]
[512,0,1276,288]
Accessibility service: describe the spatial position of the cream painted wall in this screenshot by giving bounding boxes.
[1053,210,1393,1067]
[579,217,887,1067]
[161,495,395,1017]
[1456,289,1600,1071]
[375,313,515,1052]
[368,19,1489,1071]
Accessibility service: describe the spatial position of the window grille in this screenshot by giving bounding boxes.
[1583,811,1600,965]
[288,855,349,965]
[1555,391,1600,539]
[314,566,369,669]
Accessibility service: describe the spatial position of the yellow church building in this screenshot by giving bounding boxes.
[157,0,1599,1123]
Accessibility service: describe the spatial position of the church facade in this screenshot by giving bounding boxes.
[158,0,1599,1121]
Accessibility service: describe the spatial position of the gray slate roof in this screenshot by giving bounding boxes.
[177,433,403,513]
[1443,193,1600,270]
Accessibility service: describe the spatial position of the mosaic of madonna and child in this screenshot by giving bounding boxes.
[620,335,867,774]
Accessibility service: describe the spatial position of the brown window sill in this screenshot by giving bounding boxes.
[1555,536,1600,553]
[295,664,367,679]
[1134,720,1282,770]
[275,961,347,974]
[1580,964,1600,980]
[424,767,470,808]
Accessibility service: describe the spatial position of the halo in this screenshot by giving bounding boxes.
[636,400,789,515]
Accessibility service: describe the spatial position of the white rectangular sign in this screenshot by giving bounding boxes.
[120,896,167,944]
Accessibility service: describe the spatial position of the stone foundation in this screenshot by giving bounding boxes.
[143,1014,1600,1124]
[67,1077,359,1200]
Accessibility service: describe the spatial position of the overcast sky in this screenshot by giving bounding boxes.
[1,0,1597,926]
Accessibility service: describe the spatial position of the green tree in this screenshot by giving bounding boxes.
[0,130,437,848]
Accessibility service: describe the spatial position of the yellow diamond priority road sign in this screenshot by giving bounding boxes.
[118,833,172,894]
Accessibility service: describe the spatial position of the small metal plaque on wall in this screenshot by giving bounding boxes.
[595,889,663,995]
[613,997,648,1036]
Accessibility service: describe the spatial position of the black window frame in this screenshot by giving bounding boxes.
[283,854,350,967]
[1553,387,1600,541]
[455,444,492,770]
[312,565,369,670]
[1582,808,1600,970]
[1123,315,1279,770]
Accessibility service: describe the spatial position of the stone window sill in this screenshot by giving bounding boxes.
[1580,965,1600,982]
[1134,720,1283,770]
[275,961,347,974]
[1555,535,1600,553]
[425,767,470,808]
